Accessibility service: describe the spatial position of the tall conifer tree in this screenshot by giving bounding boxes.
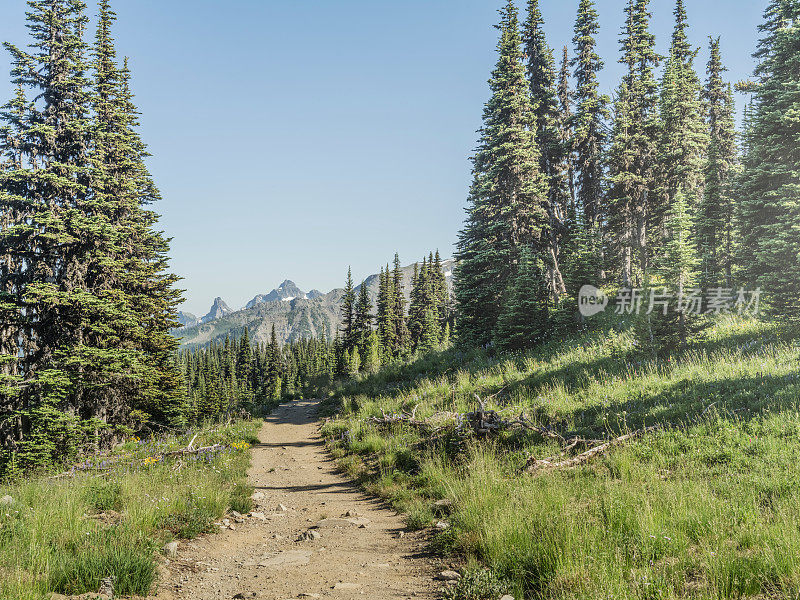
[738,0,800,318]
[571,0,608,229]
[523,0,567,299]
[455,0,548,347]
[699,37,738,289]
[340,267,356,351]
[654,0,707,244]
[606,0,660,285]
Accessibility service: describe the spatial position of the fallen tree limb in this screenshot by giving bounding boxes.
[523,425,662,473]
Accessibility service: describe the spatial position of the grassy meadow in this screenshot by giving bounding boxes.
[321,316,800,599]
[0,420,260,599]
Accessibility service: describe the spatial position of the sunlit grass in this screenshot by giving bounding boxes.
[324,316,800,599]
[0,420,259,599]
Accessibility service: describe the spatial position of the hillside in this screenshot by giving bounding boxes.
[175,259,454,348]
[321,316,800,599]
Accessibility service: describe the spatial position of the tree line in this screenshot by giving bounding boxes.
[179,326,336,419]
[454,0,796,354]
[179,247,454,414]
[339,251,451,374]
[0,0,184,475]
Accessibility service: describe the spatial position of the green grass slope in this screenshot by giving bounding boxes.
[0,421,260,600]
[322,316,800,599]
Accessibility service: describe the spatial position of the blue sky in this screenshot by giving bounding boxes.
[0,0,765,315]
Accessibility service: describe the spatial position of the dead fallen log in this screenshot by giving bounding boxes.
[523,425,662,473]
[164,443,225,457]
[367,410,436,432]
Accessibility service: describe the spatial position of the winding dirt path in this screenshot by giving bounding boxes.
[155,400,438,600]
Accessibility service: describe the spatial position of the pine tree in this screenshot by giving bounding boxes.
[90,2,184,427]
[375,266,396,361]
[391,254,410,354]
[353,281,372,362]
[639,190,703,354]
[738,0,800,319]
[557,46,577,218]
[606,0,660,285]
[654,0,707,244]
[571,0,609,229]
[340,267,356,350]
[523,0,568,299]
[699,37,738,289]
[362,330,381,374]
[455,0,549,347]
[267,325,282,399]
[0,0,100,468]
[432,250,449,330]
[496,248,551,352]
[237,328,253,390]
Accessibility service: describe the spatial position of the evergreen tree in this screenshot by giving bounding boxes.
[267,325,282,399]
[340,267,356,350]
[455,0,549,347]
[606,0,660,285]
[654,0,707,242]
[362,330,381,374]
[432,250,450,329]
[699,37,738,289]
[571,0,609,229]
[375,265,396,361]
[353,281,372,361]
[557,46,577,217]
[1,0,104,468]
[496,248,551,352]
[639,190,703,354]
[523,0,568,299]
[738,0,800,319]
[391,254,410,354]
[90,3,185,427]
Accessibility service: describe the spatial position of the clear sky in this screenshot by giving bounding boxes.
[0,0,766,315]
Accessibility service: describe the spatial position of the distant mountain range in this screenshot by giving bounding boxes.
[174,259,455,348]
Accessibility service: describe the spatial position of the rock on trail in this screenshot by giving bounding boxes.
[153,399,436,600]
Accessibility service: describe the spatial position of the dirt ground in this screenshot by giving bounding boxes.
[153,399,440,600]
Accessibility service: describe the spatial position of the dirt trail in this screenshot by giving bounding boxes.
[155,399,438,600]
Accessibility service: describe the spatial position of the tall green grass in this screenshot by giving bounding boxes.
[0,420,259,599]
[323,316,800,599]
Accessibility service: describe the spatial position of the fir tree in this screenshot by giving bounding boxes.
[557,46,577,217]
[606,0,660,285]
[362,330,381,374]
[375,266,396,360]
[391,254,410,355]
[1,0,100,468]
[432,250,450,329]
[639,190,703,354]
[654,0,707,243]
[353,281,372,361]
[571,0,609,229]
[699,37,738,289]
[455,0,549,347]
[267,325,282,399]
[738,0,800,318]
[496,248,551,352]
[340,267,356,350]
[523,0,568,299]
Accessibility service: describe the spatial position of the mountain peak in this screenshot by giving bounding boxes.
[201,297,232,323]
[246,280,307,309]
